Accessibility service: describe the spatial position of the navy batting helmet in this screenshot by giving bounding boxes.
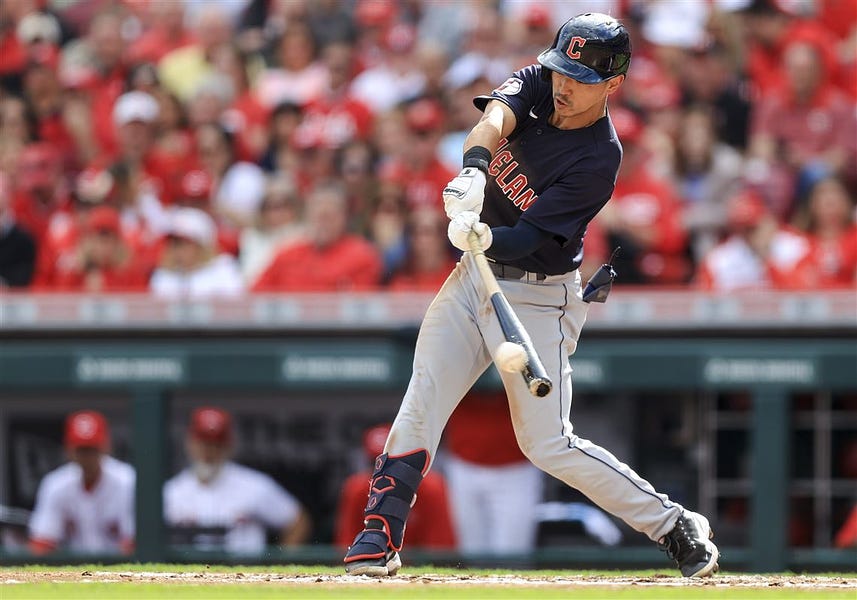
[537,13,631,84]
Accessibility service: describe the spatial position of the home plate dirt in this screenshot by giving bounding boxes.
[2,571,855,589]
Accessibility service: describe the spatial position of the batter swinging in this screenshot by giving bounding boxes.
[344,13,720,578]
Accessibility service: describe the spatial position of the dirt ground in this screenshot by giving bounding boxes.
[2,570,856,589]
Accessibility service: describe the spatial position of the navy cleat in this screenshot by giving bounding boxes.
[659,511,720,577]
[343,526,402,576]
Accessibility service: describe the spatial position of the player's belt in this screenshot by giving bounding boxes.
[488,261,547,282]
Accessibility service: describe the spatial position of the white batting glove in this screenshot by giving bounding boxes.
[442,167,486,219]
[447,210,493,252]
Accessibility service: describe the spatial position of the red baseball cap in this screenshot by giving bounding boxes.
[525,5,551,29]
[405,98,445,133]
[727,189,769,228]
[362,423,391,458]
[178,169,212,202]
[355,0,397,27]
[189,407,232,444]
[65,411,110,451]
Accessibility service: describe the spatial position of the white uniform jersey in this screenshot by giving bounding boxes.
[28,456,135,553]
[163,461,300,554]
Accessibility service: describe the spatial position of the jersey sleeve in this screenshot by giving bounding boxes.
[474,64,544,126]
[28,474,65,545]
[254,474,301,529]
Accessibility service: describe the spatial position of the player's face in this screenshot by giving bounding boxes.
[69,447,102,480]
[550,71,624,128]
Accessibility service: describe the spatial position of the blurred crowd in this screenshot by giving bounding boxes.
[0,0,854,296]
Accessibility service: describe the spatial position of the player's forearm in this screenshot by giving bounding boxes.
[463,103,507,157]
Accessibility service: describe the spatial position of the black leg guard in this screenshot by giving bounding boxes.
[344,449,428,570]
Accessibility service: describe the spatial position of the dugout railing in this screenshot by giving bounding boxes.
[0,290,855,573]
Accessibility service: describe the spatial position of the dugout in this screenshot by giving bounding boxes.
[0,290,855,573]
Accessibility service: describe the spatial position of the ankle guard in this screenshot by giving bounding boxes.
[355,449,428,552]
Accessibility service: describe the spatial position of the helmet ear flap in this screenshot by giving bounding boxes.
[540,66,552,83]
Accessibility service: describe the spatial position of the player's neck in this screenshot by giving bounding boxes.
[81,467,102,492]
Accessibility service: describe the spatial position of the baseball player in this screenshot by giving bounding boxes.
[163,407,311,554]
[28,411,135,555]
[344,13,719,578]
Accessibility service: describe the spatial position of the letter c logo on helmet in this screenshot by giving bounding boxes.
[566,36,587,60]
[538,13,631,84]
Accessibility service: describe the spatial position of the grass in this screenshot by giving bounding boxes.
[1,565,855,599]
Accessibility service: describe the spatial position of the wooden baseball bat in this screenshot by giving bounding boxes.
[467,231,553,397]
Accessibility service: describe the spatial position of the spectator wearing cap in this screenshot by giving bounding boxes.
[350,0,399,72]
[291,41,374,152]
[592,107,691,285]
[239,175,305,286]
[253,182,382,292]
[350,22,427,114]
[696,189,811,291]
[163,407,311,554]
[504,3,556,70]
[254,22,327,109]
[334,422,456,550]
[149,207,244,299]
[28,164,118,289]
[111,91,184,208]
[394,98,456,214]
[0,171,36,288]
[28,410,135,555]
[49,205,149,293]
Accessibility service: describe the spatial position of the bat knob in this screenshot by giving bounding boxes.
[529,378,552,397]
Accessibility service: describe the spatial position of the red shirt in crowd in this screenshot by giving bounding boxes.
[395,158,455,214]
[252,235,382,292]
[334,471,456,549]
[387,258,456,292]
[752,84,856,170]
[598,166,689,283]
[790,226,857,288]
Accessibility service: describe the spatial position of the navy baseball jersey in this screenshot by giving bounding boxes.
[476,64,622,275]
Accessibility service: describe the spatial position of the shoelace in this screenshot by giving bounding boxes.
[659,518,701,561]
